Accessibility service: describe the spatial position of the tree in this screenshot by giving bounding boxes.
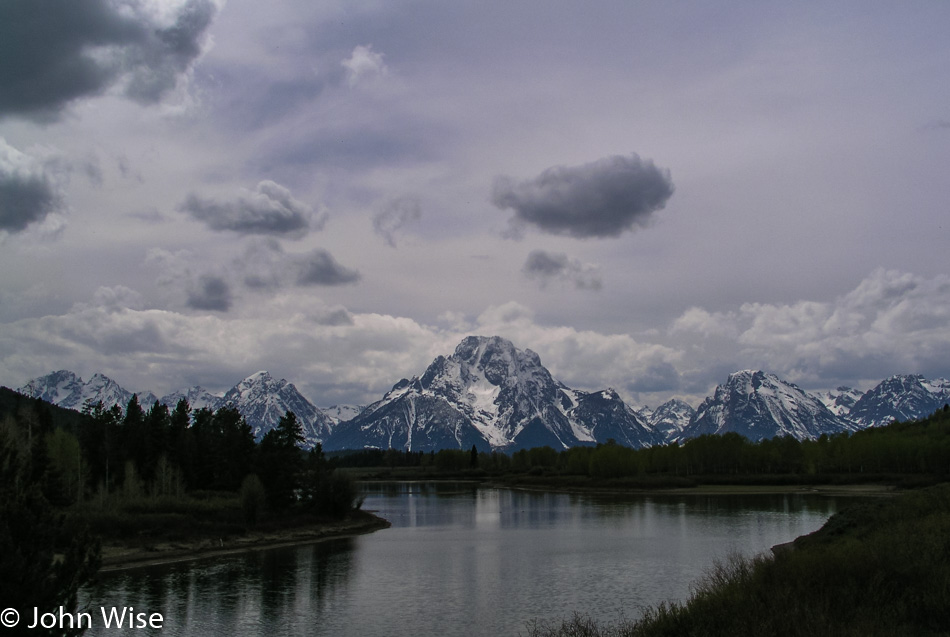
[298,443,361,517]
[257,411,305,511]
[0,416,100,637]
[44,428,84,505]
[240,474,266,526]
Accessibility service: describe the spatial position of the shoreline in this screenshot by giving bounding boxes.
[98,510,391,572]
[95,481,896,573]
[485,480,898,498]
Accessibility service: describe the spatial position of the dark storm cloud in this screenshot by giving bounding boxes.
[294,250,361,286]
[180,181,320,237]
[186,275,232,312]
[0,172,61,233]
[522,250,603,291]
[0,0,219,121]
[493,154,674,239]
[373,196,422,247]
[0,140,63,232]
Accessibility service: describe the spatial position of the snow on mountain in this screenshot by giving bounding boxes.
[682,370,854,442]
[16,361,950,452]
[566,388,662,448]
[325,336,574,451]
[221,371,333,448]
[159,386,225,412]
[323,404,364,424]
[848,375,950,428]
[648,398,696,442]
[19,370,143,412]
[137,391,160,407]
[19,370,88,410]
[18,369,332,449]
[325,335,663,452]
[818,387,866,418]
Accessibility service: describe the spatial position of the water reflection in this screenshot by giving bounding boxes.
[82,485,849,637]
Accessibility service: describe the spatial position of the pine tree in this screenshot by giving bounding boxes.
[0,416,100,637]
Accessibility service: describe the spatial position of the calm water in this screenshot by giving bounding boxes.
[81,483,850,636]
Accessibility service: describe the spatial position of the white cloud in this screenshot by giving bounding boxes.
[341,45,388,87]
[670,269,950,388]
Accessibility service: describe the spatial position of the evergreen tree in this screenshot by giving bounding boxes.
[257,411,305,511]
[0,416,99,637]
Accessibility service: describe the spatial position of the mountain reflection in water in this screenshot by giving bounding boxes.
[82,483,848,637]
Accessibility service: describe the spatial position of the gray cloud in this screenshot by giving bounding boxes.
[922,119,950,131]
[180,180,322,237]
[233,239,360,290]
[522,250,603,291]
[373,196,422,247]
[0,139,63,232]
[628,362,680,393]
[186,275,232,312]
[295,250,361,286]
[493,154,674,239]
[317,307,355,326]
[0,0,219,121]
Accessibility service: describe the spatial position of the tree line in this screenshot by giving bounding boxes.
[0,389,359,518]
[335,404,950,482]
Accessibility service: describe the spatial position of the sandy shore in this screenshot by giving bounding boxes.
[99,510,391,572]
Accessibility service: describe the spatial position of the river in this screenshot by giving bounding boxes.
[80,483,850,636]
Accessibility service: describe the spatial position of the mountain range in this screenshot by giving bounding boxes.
[14,335,950,451]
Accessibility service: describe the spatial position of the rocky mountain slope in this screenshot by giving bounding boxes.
[325,335,661,452]
[847,375,950,428]
[15,339,950,450]
[18,370,331,449]
[681,370,857,442]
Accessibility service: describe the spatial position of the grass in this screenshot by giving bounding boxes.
[526,483,950,637]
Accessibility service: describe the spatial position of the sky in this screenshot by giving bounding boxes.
[2,0,949,409]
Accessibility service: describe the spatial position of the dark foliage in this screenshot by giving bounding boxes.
[0,407,100,637]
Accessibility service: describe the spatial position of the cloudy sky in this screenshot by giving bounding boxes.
[2,0,949,409]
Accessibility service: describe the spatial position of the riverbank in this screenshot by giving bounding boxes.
[98,509,390,572]
[528,481,950,637]
[491,480,897,498]
[348,464,930,495]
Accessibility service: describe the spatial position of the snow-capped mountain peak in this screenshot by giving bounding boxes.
[682,370,852,441]
[648,398,696,441]
[19,370,138,413]
[849,374,950,428]
[325,335,659,452]
[159,386,224,411]
[221,371,333,447]
[16,355,950,453]
[817,386,866,418]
